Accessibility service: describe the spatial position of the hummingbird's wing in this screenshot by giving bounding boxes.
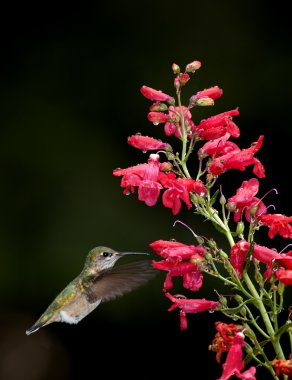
[85,260,157,304]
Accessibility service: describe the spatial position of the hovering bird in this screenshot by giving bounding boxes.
[26,246,157,335]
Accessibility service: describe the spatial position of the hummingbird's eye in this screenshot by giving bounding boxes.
[102,251,112,258]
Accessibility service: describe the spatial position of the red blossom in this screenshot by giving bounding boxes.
[185,60,202,72]
[149,240,205,260]
[165,292,219,330]
[113,163,148,194]
[227,178,267,222]
[230,242,249,278]
[147,111,169,124]
[195,108,240,140]
[258,213,292,239]
[198,133,241,159]
[152,260,202,291]
[209,322,244,363]
[275,255,292,270]
[127,135,171,151]
[162,178,193,215]
[209,135,265,178]
[140,85,173,102]
[137,153,162,206]
[189,86,223,107]
[274,268,292,286]
[164,105,195,138]
[218,332,256,380]
[272,359,292,377]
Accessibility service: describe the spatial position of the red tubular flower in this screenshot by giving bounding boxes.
[272,359,292,377]
[274,268,292,286]
[195,108,240,140]
[138,153,163,206]
[162,179,192,215]
[209,135,265,178]
[218,332,256,380]
[209,322,244,363]
[165,292,219,330]
[185,60,202,72]
[275,256,292,270]
[252,244,283,264]
[193,179,207,196]
[227,178,267,222]
[164,105,195,138]
[258,213,292,239]
[182,271,203,292]
[127,135,171,151]
[198,133,241,159]
[230,242,249,278]
[152,260,201,291]
[189,86,223,107]
[140,85,173,102]
[149,239,205,260]
[147,111,169,124]
[113,163,149,194]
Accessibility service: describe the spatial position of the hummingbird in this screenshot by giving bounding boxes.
[26,246,157,335]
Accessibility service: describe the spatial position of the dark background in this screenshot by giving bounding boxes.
[0,1,292,379]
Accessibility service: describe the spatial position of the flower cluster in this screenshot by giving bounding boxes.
[113,60,292,379]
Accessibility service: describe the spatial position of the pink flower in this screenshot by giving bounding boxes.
[198,133,240,159]
[195,108,240,140]
[210,322,245,363]
[140,85,173,102]
[113,163,149,194]
[274,268,292,286]
[164,105,195,138]
[162,180,192,215]
[258,213,292,239]
[165,292,219,330]
[230,242,249,278]
[138,154,163,206]
[149,240,205,260]
[127,135,171,151]
[189,86,223,107]
[227,178,267,222]
[152,260,199,290]
[209,135,265,178]
[218,332,256,380]
[147,111,169,124]
[185,60,202,72]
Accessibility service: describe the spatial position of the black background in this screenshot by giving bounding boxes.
[0,1,292,379]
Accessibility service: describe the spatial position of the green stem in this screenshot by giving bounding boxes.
[243,271,286,360]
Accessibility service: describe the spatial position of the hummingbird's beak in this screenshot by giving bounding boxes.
[119,252,149,256]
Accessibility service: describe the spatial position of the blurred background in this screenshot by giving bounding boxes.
[0,1,292,379]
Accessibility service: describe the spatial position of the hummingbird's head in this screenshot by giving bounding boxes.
[84,246,149,272]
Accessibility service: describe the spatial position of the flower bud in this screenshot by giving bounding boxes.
[172,63,180,74]
[149,102,169,112]
[249,203,258,216]
[236,221,245,236]
[185,60,202,73]
[195,236,205,245]
[159,162,173,171]
[220,194,226,206]
[240,306,247,317]
[190,253,205,266]
[234,295,243,304]
[189,96,214,107]
[244,343,253,355]
[218,295,228,307]
[278,282,285,296]
[254,271,263,284]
